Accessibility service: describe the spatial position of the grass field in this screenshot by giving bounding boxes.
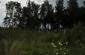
[0,25,85,55]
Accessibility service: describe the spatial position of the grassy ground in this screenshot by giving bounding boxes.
[0,25,85,55]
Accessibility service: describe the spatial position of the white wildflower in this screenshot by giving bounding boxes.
[51,43,56,47]
[64,53,66,55]
[56,53,58,55]
[59,42,63,46]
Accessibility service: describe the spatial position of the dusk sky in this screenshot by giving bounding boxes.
[0,0,85,26]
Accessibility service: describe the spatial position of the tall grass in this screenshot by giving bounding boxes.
[0,24,85,55]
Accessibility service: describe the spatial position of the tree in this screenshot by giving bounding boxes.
[29,1,40,30]
[77,7,85,24]
[25,0,32,28]
[60,0,79,28]
[61,9,74,28]
[21,0,32,29]
[3,1,22,28]
[19,7,28,28]
[55,0,64,28]
[83,1,85,6]
[40,0,54,30]
[67,0,79,24]
[67,0,78,11]
[21,0,40,30]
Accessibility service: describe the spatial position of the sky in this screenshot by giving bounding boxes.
[0,0,85,26]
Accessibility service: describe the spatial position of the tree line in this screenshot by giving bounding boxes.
[3,0,85,30]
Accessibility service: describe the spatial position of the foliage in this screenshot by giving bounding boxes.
[3,0,85,30]
[0,24,85,55]
[3,1,22,28]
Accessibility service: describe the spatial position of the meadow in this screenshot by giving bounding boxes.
[0,24,85,55]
